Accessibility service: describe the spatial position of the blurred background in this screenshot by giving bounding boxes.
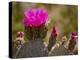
[12,2,78,56]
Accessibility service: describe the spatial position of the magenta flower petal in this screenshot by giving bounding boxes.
[23,8,48,28]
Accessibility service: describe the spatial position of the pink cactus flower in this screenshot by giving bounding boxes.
[51,26,58,38]
[71,32,77,36]
[71,32,77,42]
[23,8,48,28]
[68,32,78,52]
[17,32,24,38]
